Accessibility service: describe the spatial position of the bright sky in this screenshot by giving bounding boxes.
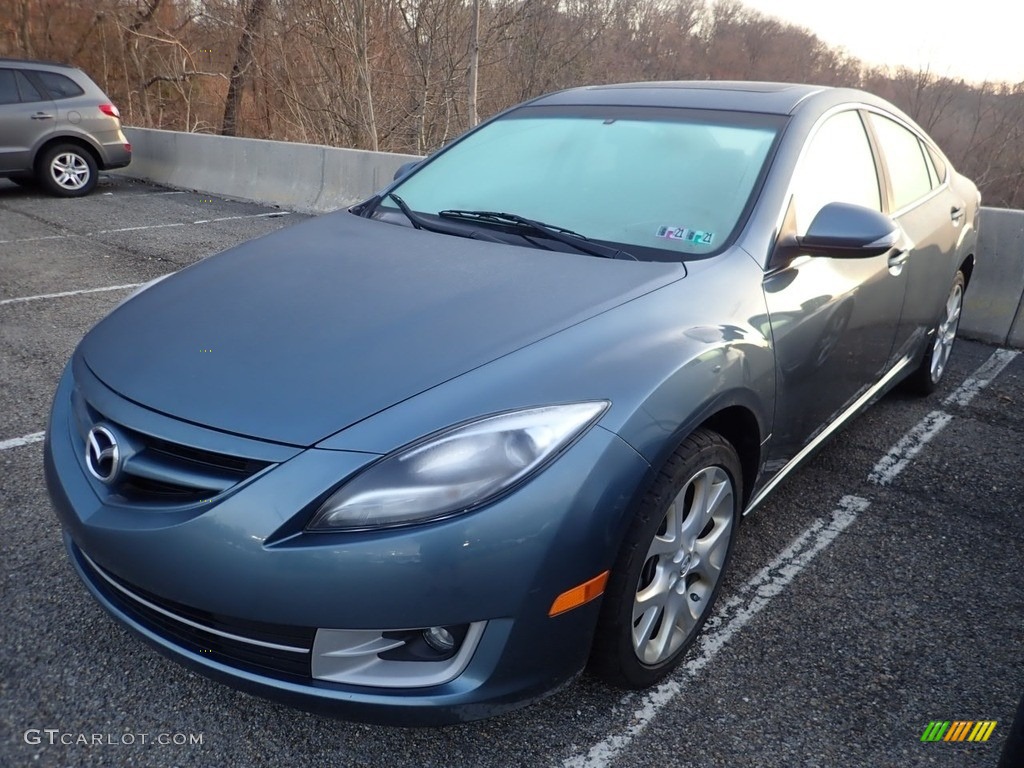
[738,0,1024,84]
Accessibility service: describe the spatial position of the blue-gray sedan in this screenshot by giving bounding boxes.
[44,81,979,725]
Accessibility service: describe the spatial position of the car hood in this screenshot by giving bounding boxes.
[80,211,684,446]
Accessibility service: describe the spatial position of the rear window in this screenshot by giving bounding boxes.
[16,71,44,102]
[868,113,934,211]
[34,70,85,100]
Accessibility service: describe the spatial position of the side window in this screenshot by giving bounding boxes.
[927,145,947,184]
[792,110,881,234]
[15,71,44,103]
[0,69,18,105]
[921,140,939,189]
[869,113,933,210]
[33,70,85,100]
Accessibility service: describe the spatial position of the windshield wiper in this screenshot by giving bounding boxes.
[438,209,637,261]
[386,194,504,243]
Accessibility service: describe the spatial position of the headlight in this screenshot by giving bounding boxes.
[307,401,609,531]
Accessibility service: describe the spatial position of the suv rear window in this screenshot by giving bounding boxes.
[17,71,44,102]
[34,70,85,99]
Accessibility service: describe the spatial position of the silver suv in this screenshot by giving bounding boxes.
[0,58,131,197]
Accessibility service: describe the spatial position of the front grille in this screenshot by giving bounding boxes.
[117,474,212,501]
[147,437,266,476]
[72,388,271,505]
[76,545,316,680]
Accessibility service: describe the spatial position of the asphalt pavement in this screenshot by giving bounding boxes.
[1,175,1021,768]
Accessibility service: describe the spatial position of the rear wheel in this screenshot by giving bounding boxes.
[907,270,965,395]
[590,429,741,688]
[36,143,98,197]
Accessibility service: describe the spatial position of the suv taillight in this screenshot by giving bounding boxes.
[99,104,120,119]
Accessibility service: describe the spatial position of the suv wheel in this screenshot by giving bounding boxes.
[37,144,98,197]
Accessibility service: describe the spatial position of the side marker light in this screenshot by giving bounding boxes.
[549,571,610,617]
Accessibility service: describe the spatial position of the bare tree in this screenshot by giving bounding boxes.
[2,0,1022,206]
[346,0,380,150]
[888,65,960,132]
[222,0,269,136]
[467,0,480,127]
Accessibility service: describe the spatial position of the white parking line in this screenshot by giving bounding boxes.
[0,211,291,245]
[564,496,869,768]
[943,348,1020,407]
[193,212,291,224]
[0,431,45,451]
[93,222,186,234]
[0,283,143,307]
[566,347,1019,768]
[868,410,953,486]
[870,347,1018,485]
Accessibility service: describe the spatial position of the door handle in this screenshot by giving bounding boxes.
[950,205,965,223]
[887,248,909,275]
[31,112,54,120]
[888,249,908,267]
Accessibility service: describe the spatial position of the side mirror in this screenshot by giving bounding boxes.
[393,160,421,182]
[798,202,901,258]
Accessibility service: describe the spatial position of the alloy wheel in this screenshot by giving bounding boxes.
[930,281,963,383]
[49,152,91,191]
[632,466,734,665]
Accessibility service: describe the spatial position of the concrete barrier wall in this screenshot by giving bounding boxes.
[963,207,1024,347]
[116,128,1024,348]
[120,127,421,214]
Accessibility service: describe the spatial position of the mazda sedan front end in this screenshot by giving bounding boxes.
[45,81,978,724]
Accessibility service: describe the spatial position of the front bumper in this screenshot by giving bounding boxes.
[44,362,650,725]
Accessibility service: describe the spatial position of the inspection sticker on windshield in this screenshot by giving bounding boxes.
[656,226,714,245]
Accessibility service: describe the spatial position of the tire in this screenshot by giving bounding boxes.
[906,270,965,395]
[36,143,98,197]
[590,429,742,689]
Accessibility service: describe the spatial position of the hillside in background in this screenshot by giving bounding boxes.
[3,0,1023,207]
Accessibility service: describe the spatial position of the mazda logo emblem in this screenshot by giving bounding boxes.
[85,425,120,484]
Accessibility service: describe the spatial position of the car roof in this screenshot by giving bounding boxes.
[0,57,79,72]
[529,81,847,116]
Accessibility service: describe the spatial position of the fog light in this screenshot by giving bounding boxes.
[422,626,456,654]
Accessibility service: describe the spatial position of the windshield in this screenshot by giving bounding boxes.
[381,105,784,260]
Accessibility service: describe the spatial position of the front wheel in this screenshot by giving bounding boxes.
[907,270,965,395]
[590,429,741,689]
